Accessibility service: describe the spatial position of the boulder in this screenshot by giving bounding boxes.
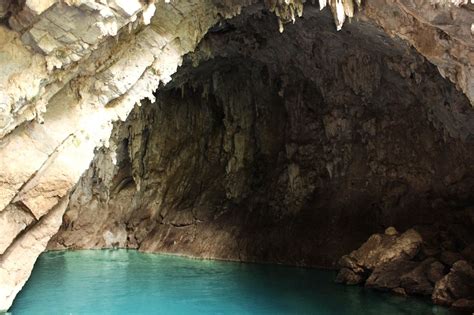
[400,258,444,296]
[384,226,398,236]
[426,260,446,284]
[365,260,418,291]
[335,268,365,285]
[432,260,474,307]
[336,228,423,285]
[349,229,422,270]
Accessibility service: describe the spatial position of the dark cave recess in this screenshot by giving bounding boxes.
[50,6,474,269]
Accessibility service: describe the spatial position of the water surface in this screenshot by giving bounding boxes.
[9,250,462,314]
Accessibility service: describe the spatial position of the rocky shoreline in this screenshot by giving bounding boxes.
[336,220,474,312]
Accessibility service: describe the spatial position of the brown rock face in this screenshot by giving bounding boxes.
[346,229,423,270]
[432,260,474,308]
[336,229,424,288]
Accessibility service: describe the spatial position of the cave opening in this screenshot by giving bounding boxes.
[2,1,474,313]
[49,5,474,270]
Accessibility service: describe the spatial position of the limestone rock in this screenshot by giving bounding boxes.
[365,260,418,291]
[432,260,474,307]
[0,0,247,310]
[385,226,399,236]
[0,205,35,255]
[0,197,68,312]
[427,261,446,285]
[0,0,472,312]
[335,268,365,285]
[399,258,442,296]
[345,229,423,271]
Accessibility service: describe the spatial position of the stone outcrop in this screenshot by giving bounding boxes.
[337,224,474,311]
[0,197,69,311]
[336,228,424,286]
[0,0,473,312]
[432,260,474,308]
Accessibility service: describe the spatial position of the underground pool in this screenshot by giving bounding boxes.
[8,250,463,315]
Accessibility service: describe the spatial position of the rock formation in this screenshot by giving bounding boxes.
[0,0,473,312]
[0,0,246,310]
[336,223,474,311]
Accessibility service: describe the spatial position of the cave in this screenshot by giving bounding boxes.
[1,0,473,313]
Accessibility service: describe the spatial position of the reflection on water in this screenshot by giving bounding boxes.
[9,250,462,315]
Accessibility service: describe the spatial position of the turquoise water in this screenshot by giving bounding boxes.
[8,250,461,315]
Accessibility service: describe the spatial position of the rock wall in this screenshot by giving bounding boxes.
[0,0,246,311]
[51,7,474,272]
[0,0,473,312]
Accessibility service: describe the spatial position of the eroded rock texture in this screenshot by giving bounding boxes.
[336,222,474,310]
[51,6,474,274]
[0,0,473,312]
[0,0,246,311]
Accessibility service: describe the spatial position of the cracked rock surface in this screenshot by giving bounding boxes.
[337,221,474,310]
[0,0,473,312]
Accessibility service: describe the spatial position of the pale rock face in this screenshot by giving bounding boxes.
[0,197,69,312]
[0,0,245,311]
[0,27,47,137]
[0,0,472,312]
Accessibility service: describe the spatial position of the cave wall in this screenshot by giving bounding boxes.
[0,0,473,311]
[50,9,474,269]
[0,0,246,310]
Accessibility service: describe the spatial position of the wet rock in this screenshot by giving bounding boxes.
[335,268,365,285]
[338,254,365,274]
[365,260,418,291]
[432,260,474,307]
[392,287,407,296]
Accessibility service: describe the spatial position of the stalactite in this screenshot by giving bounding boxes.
[265,0,361,32]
